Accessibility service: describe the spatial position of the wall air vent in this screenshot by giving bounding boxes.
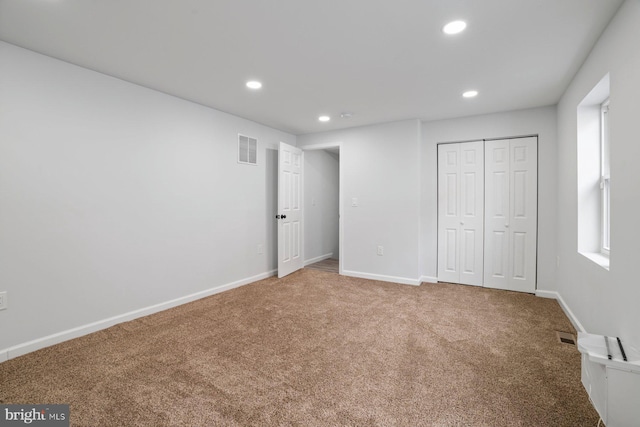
[238,134,257,165]
[557,331,576,346]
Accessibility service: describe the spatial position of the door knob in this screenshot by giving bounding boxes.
[282,215,287,219]
[276,214,287,219]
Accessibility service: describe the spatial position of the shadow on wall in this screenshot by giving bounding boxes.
[265,147,278,268]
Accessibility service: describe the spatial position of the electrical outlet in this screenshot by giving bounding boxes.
[377,245,384,256]
[0,291,7,310]
[257,244,264,255]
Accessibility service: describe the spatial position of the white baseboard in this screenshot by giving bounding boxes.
[342,270,420,286]
[419,276,438,284]
[304,253,334,266]
[534,290,557,299]
[556,292,586,333]
[535,289,585,333]
[1,269,277,362]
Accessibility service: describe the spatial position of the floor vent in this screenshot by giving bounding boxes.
[557,331,576,346]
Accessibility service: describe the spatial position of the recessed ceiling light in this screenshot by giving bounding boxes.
[246,80,262,89]
[318,116,331,122]
[463,90,478,98]
[443,20,467,35]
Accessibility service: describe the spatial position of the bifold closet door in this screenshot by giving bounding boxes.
[484,137,537,293]
[437,141,484,286]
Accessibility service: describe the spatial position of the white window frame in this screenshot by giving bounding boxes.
[600,99,610,255]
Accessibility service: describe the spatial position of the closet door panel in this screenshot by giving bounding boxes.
[459,141,484,286]
[508,137,537,293]
[437,144,461,283]
[484,139,511,289]
[485,137,537,293]
[438,141,483,285]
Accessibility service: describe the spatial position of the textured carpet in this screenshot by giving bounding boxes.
[0,269,598,426]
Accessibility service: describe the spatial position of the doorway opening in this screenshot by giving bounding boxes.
[302,143,342,275]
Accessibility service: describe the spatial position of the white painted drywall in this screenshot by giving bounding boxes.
[304,150,339,262]
[556,0,640,348]
[0,41,295,352]
[420,106,558,291]
[298,120,421,284]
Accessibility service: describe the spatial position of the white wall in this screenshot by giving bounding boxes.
[304,150,339,262]
[0,42,295,356]
[556,0,640,348]
[420,106,558,289]
[298,120,422,285]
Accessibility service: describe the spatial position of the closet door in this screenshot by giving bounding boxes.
[438,144,461,284]
[437,141,484,286]
[484,137,537,293]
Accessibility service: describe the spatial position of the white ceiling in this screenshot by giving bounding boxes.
[0,0,623,135]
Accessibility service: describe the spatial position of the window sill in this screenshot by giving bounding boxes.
[580,251,610,271]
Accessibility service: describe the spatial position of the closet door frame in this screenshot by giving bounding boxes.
[436,136,538,293]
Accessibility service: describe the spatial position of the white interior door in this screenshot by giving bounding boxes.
[484,139,510,289]
[438,144,461,284]
[484,137,537,292]
[459,142,485,285]
[278,142,304,278]
[437,141,484,286]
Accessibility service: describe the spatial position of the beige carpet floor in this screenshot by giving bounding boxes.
[0,269,598,426]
